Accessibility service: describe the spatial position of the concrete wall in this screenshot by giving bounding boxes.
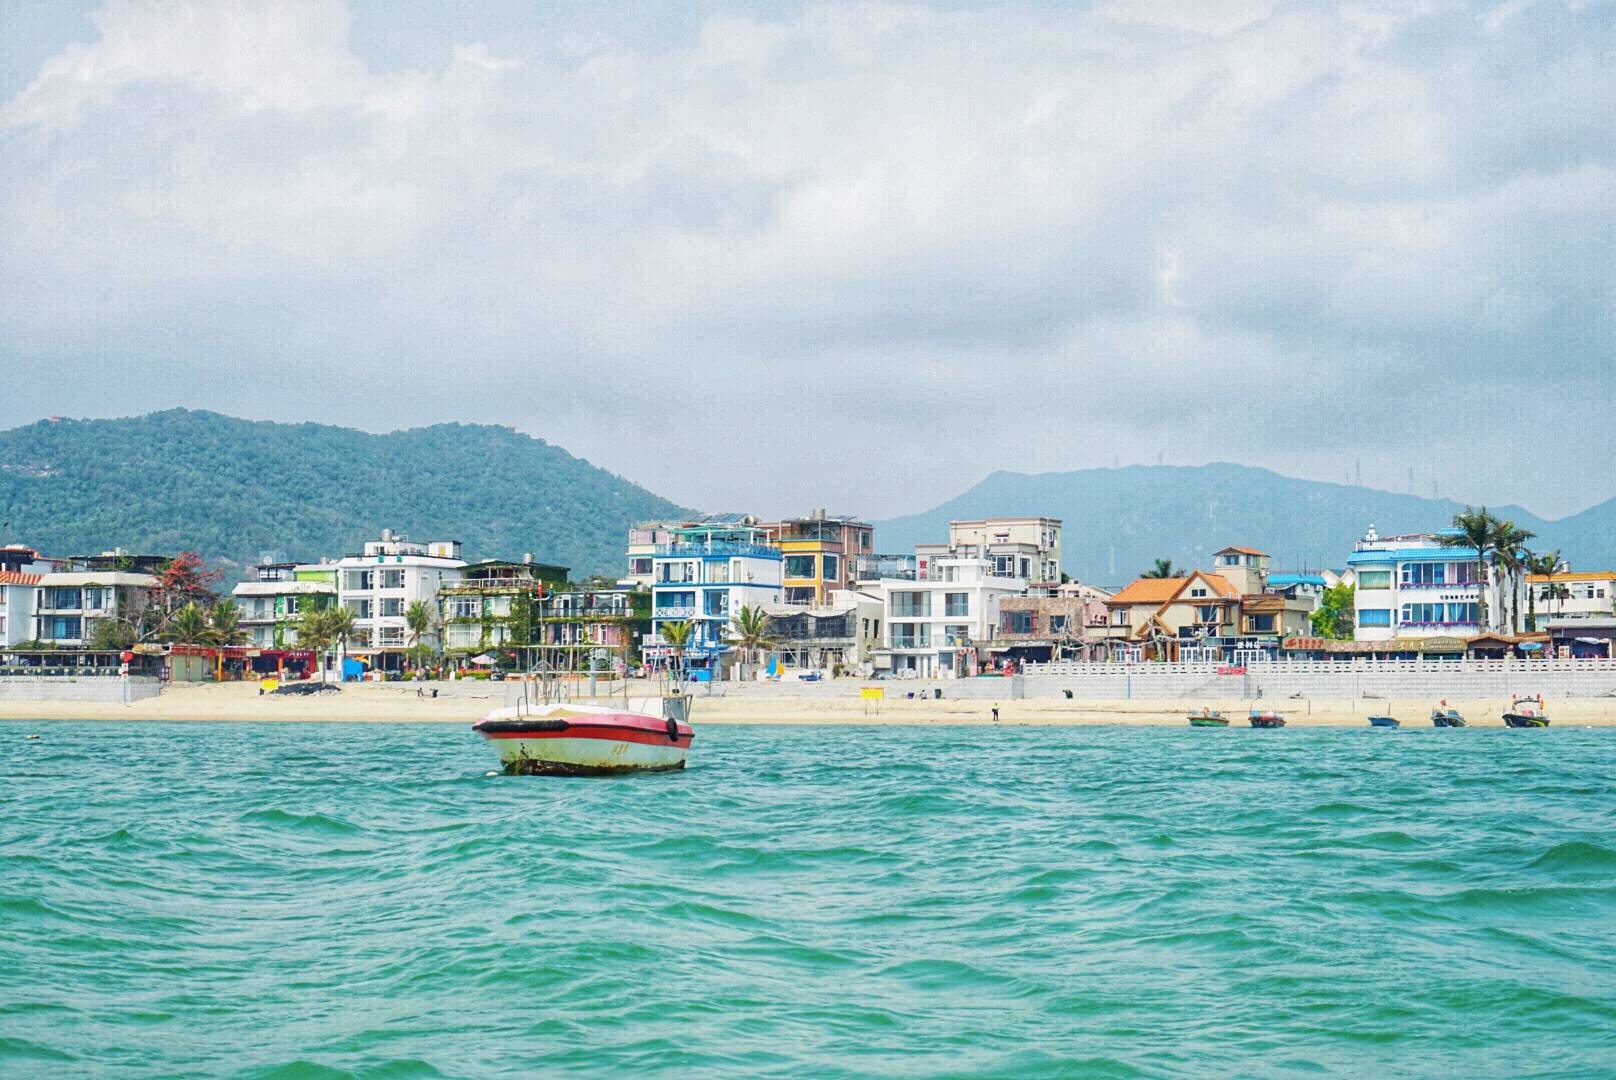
[0,677,163,703]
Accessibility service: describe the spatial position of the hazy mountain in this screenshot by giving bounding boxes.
[874,464,1614,586]
[0,411,690,577]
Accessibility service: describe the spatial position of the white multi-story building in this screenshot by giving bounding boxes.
[29,551,165,648]
[1346,526,1512,641]
[0,546,50,649]
[870,555,1025,677]
[915,517,1062,587]
[333,530,464,669]
[232,563,338,648]
[1527,571,1616,628]
[645,516,782,680]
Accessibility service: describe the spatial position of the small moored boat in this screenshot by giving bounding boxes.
[1431,702,1465,727]
[1368,715,1400,728]
[1249,709,1285,728]
[1502,695,1549,728]
[472,694,694,776]
[1188,708,1229,728]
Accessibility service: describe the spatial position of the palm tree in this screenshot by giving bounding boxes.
[329,606,359,679]
[1493,522,1536,634]
[295,606,336,680]
[1142,558,1180,579]
[659,619,694,681]
[1524,550,1562,631]
[162,602,215,645]
[728,604,779,673]
[1442,507,1497,631]
[209,599,248,646]
[405,600,435,670]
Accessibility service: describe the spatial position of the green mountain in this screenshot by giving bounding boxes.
[874,463,1613,585]
[0,411,689,577]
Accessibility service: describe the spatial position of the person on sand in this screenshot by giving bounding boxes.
[992,704,1000,723]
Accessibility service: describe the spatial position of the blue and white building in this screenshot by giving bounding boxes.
[1346,526,1509,642]
[646,515,782,679]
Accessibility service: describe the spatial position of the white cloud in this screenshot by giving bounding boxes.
[0,0,1612,518]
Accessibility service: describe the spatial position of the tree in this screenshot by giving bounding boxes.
[209,599,248,646]
[728,605,779,672]
[1310,583,1355,639]
[405,599,436,668]
[1143,558,1182,579]
[146,552,225,638]
[88,617,137,651]
[1523,550,1562,631]
[659,620,694,681]
[1442,507,1498,632]
[162,602,215,645]
[329,606,358,675]
[1493,521,1536,634]
[296,607,336,680]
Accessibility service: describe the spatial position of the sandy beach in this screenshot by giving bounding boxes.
[3,681,1615,726]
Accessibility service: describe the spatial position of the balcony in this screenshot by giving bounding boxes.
[654,605,697,619]
[656,543,780,559]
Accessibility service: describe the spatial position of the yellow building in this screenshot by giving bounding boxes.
[764,511,873,606]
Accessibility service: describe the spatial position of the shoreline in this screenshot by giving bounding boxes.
[2,682,1614,726]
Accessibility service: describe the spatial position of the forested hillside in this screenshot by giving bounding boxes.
[0,411,690,577]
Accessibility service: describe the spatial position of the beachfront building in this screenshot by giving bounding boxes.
[1267,571,1328,609]
[535,586,651,672]
[438,558,569,659]
[915,517,1062,587]
[868,554,1024,677]
[31,551,166,647]
[1526,570,1616,628]
[334,530,465,671]
[646,516,783,679]
[625,521,686,588]
[1346,526,1509,643]
[1098,571,1242,661]
[0,546,49,649]
[763,511,873,606]
[761,590,885,672]
[232,563,337,648]
[854,553,917,582]
[989,583,1114,665]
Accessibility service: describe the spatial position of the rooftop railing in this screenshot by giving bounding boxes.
[655,543,781,559]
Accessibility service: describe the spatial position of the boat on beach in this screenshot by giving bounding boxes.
[1188,708,1229,728]
[472,693,694,776]
[1249,709,1285,728]
[1431,702,1466,727]
[1502,695,1549,728]
[1368,714,1400,728]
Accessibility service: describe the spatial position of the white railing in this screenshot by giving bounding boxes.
[1025,657,1616,677]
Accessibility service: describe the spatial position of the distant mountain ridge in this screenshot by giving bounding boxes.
[0,411,691,577]
[875,464,1613,586]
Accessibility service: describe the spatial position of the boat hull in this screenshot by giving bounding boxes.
[1189,718,1230,727]
[1432,716,1466,727]
[1368,716,1400,728]
[1250,716,1285,728]
[1503,715,1549,728]
[473,714,694,776]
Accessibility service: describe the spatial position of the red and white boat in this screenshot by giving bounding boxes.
[471,696,694,776]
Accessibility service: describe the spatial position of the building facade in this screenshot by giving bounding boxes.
[647,517,783,678]
[762,590,884,671]
[438,559,568,658]
[1346,527,1505,642]
[763,511,873,606]
[31,551,167,648]
[915,518,1062,587]
[232,563,337,648]
[871,556,1024,677]
[1527,571,1616,628]
[334,531,465,669]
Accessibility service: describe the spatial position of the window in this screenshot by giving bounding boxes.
[785,586,817,604]
[50,616,81,640]
[821,554,839,582]
[53,588,82,610]
[1004,611,1035,634]
[629,557,653,577]
[657,591,695,610]
[448,596,480,619]
[1357,570,1392,590]
[1196,605,1222,624]
[487,596,512,617]
[253,598,268,617]
[345,599,372,619]
[891,591,931,618]
[344,570,374,591]
[1248,614,1275,633]
[785,555,816,579]
[1112,609,1128,625]
[1359,609,1392,627]
[943,625,970,645]
[380,569,405,589]
[1020,558,1031,579]
[1049,614,1067,632]
[892,623,930,648]
[656,561,695,584]
[1453,562,1481,585]
[945,593,969,617]
[1190,588,1207,598]
[991,555,1016,577]
[445,625,480,649]
[381,598,404,618]
[704,590,729,617]
[705,560,729,584]
[1402,562,1446,585]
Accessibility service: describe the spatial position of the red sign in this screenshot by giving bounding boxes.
[1217,666,1247,675]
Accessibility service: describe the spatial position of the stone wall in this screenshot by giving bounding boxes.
[0,677,163,703]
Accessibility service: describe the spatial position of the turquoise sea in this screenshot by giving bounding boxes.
[2,721,1614,1079]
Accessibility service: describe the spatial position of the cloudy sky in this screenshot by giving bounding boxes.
[1,0,1611,518]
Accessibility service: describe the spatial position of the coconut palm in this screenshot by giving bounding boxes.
[405,600,436,669]
[209,599,249,646]
[728,604,779,672]
[1524,550,1563,631]
[1142,558,1180,579]
[659,619,694,680]
[162,602,215,645]
[295,607,336,679]
[1492,521,1537,634]
[1441,507,1498,631]
[329,605,359,677]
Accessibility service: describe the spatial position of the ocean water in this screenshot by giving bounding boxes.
[2,722,1614,1080]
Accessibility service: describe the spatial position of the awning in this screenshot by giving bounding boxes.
[468,653,497,666]
[1576,637,1609,645]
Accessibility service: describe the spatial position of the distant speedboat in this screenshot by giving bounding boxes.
[1249,709,1285,728]
[1431,703,1466,727]
[1188,708,1229,728]
[1502,695,1549,728]
[1368,715,1400,728]
[472,695,694,775]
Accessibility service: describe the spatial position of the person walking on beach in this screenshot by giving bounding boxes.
[992,703,1000,723]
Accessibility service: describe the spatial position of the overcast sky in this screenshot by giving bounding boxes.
[1,0,1611,519]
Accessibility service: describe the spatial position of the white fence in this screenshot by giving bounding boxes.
[1026,658,1616,677]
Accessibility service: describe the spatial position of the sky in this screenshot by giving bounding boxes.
[0,0,1612,520]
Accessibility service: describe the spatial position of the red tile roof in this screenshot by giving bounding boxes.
[1216,546,1269,557]
[0,571,43,586]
